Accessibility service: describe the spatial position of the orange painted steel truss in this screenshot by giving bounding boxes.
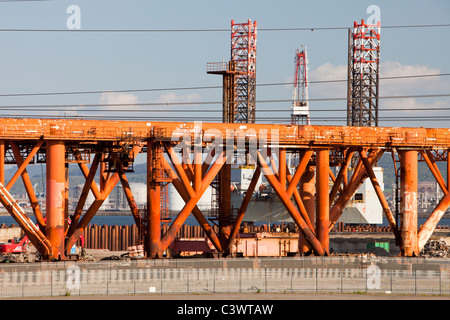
[0,118,449,259]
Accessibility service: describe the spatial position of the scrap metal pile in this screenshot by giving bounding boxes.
[420,240,450,258]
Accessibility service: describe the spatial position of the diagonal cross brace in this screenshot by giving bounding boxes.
[359,148,401,243]
[65,145,143,252]
[7,140,46,230]
[255,150,324,256]
[329,148,384,231]
[160,150,227,252]
[161,155,223,252]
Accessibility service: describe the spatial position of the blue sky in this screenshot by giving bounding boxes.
[0,0,448,127]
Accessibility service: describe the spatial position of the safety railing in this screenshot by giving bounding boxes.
[0,257,448,298]
[207,62,232,73]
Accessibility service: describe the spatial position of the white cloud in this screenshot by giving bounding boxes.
[380,99,448,128]
[380,61,447,96]
[99,91,139,106]
[308,63,347,98]
[155,92,202,104]
[307,60,450,101]
[61,91,141,118]
[381,61,439,78]
[305,61,449,127]
[308,61,449,98]
[310,62,347,82]
[382,98,447,113]
[378,62,449,124]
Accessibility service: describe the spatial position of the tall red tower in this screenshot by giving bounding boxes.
[291,46,310,125]
[347,19,381,127]
[231,19,257,123]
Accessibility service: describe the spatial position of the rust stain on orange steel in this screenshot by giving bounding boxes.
[400,150,419,257]
[0,118,448,148]
[46,140,66,260]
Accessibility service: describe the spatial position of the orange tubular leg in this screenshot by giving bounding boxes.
[148,181,161,258]
[315,149,330,255]
[299,165,315,253]
[400,150,419,257]
[46,140,66,260]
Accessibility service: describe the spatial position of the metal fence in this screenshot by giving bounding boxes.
[0,256,449,298]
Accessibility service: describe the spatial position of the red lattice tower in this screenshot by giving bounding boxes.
[347,19,381,127]
[291,46,310,125]
[231,19,257,123]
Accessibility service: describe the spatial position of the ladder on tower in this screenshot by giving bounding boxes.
[147,127,172,225]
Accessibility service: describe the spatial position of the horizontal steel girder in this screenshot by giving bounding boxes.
[0,118,448,150]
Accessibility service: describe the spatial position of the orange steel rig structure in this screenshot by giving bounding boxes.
[0,118,449,260]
